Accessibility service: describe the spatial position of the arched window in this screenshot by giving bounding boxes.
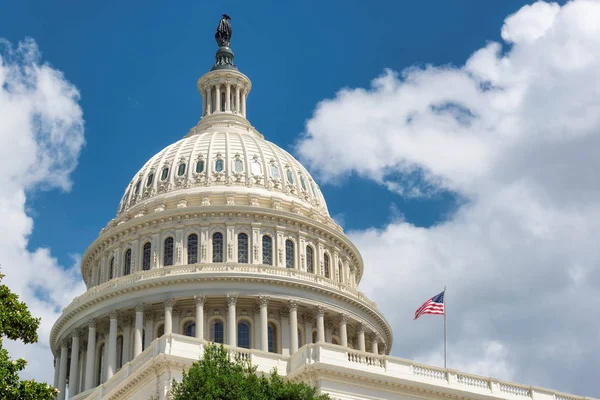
[286,169,294,184]
[116,336,123,368]
[184,322,196,337]
[177,163,186,176]
[146,172,154,187]
[215,159,224,172]
[262,235,272,265]
[238,233,248,263]
[285,240,294,268]
[142,242,151,270]
[109,257,115,280]
[196,159,205,173]
[164,237,174,267]
[213,232,224,262]
[234,158,243,173]
[268,323,277,353]
[270,164,280,179]
[211,320,224,344]
[238,321,251,349]
[124,249,131,276]
[187,234,198,264]
[324,253,330,278]
[97,343,105,384]
[338,261,343,283]
[306,246,314,274]
[160,167,169,181]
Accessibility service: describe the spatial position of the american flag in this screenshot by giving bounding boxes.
[414,291,445,320]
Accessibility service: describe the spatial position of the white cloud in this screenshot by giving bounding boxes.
[297,0,600,396]
[0,38,86,384]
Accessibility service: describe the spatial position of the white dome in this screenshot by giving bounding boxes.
[116,123,330,221]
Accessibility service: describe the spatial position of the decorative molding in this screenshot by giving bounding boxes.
[194,295,206,305]
[226,294,238,306]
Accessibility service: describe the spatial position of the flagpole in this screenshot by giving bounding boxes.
[444,286,447,369]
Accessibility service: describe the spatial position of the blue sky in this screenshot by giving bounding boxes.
[2,0,539,267]
[5,0,600,396]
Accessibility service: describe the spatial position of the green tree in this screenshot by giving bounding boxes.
[0,272,57,400]
[171,344,330,400]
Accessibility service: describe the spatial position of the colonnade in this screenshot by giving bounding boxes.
[202,82,247,118]
[53,295,384,400]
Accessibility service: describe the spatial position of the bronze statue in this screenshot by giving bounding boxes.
[215,14,232,47]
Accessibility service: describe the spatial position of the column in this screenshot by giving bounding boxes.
[316,306,325,343]
[134,304,144,357]
[253,306,261,349]
[206,87,212,115]
[288,300,299,353]
[259,296,269,351]
[173,307,181,334]
[68,330,80,397]
[106,311,118,380]
[339,314,348,347]
[280,309,290,356]
[370,334,379,354]
[215,85,221,113]
[78,344,86,394]
[325,320,333,343]
[164,299,174,335]
[144,311,155,350]
[53,353,60,389]
[227,294,237,346]
[57,340,68,400]
[235,86,240,113]
[303,314,313,344]
[225,83,231,111]
[202,88,207,116]
[358,324,366,352]
[194,295,205,339]
[122,316,132,365]
[241,90,247,117]
[84,319,97,391]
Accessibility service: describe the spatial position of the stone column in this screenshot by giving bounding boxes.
[106,311,118,379]
[215,85,221,113]
[227,294,238,346]
[316,306,325,343]
[78,344,86,394]
[235,86,240,113]
[84,319,97,391]
[57,340,69,400]
[134,304,144,357]
[194,295,205,339]
[253,305,261,349]
[370,334,379,354]
[241,90,247,117]
[206,87,212,115]
[288,300,299,354]
[358,324,366,352]
[225,83,231,111]
[280,308,290,356]
[53,354,60,389]
[164,299,175,335]
[68,330,80,397]
[339,314,348,347]
[144,311,155,350]
[303,314,313,344]
[172,307,181,334]
[259,296,269,351]
[122,316,132,365]
[325,320,333,343]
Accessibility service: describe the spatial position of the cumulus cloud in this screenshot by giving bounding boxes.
[298,0,600,396]
[0,38,86,383]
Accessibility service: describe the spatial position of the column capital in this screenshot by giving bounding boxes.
[358,323,367,333]
[316,305,327,316]
[61,338,70,348]
[144,311,155,320]
[194,294,206,305]
[71,328,82,339]
[369,332,379,341]
[109,310,119,320]
[288,300,299,310]
[135,303,145,312]
[338,313,348,324]
[88,318,98,328]
[226,294,238,306]
[164,298,176,308]
[122,315,133,325]
[258,295,270,306]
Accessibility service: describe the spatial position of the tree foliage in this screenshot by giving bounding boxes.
[171,344,330,400]
[0,272,57,399]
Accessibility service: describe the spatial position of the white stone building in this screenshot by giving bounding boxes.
[50,17,596,400]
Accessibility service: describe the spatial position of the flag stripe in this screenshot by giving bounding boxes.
[414,291,445,320]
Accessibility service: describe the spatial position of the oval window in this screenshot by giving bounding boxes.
[300,176,307,191]
[270,164,280,179]
[178,163,186,176]
[161,167,169,181]
[146,173,154,187]
[134,180,141,194]
[215,159,224,172]
[234,159,243,173]
[251,160,262,175]
[196,159,205,173]
[286,169,294,184]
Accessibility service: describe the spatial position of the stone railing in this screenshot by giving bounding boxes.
[58,263,378,318]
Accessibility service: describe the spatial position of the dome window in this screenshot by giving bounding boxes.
[286,169,294,184]
[196,159,205,173]
[177,163,186,176]
[310,182,316,197]
[215,159,224,172]
[300,176,307,191]
[251,159,262,175]
[234,158,243,173]
[134,180,141,195]
[160,167,169,181]
[146,173,154,187]
[270,164,280,180]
